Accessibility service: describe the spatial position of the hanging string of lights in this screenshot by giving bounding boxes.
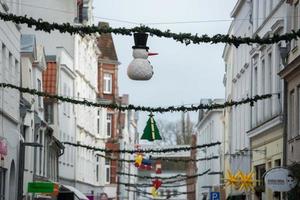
[0,83,273,113]
[63,141,220,154]
[0,12,299,46]
[117,169,210,180]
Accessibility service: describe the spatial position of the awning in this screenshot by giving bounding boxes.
[60,185,88,200]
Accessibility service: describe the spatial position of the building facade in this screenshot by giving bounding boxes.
[248,1,286,200]
[20,35,64,200]
[97,22,127,200]
[224,1,288,199]
[279,0,300,197]
[0,1,21,200]
[42,47,77,189]
[223,2,253,198]
[195,99,224,200]
[21,0,105,198]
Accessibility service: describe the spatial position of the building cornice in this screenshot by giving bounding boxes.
[279,54,300,80]
[247,115,283,138]
[230,0,246,17]
[98,58,121,65]
[61,64,76,79]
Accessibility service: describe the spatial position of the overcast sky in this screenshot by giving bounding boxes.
[93,0,237,132]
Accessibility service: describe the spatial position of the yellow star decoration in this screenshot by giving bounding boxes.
[151,187,159,197]
[224,170,255,192]
[135,154,143,166]
[238,171,255,192]
[225,170,240,188]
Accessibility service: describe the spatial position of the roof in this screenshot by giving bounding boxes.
[43,61,57,95]
[97,22,118,62]
[21,34,37,59]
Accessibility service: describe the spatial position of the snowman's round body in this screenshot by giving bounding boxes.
[127,49,153,80]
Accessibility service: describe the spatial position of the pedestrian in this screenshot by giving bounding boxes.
[99,193,108,200]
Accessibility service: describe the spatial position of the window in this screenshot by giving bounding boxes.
[77,0,83,23]
[289,90,295,139]
[0,168,6,200]
[105,158,110,184]
[107,114,112,137]
[45,103,54,124]
[97,110,100,134]
[268,53,273,115]
[103,73,112,94]
[261,59,266,120]
[96,156,99,182]
[63,83,67,114]
[275,159,281,167]
[253,58,258,126]
[37,79,42,107]
[262,0,266,19]
[39,130,43,175]
[293,4,299,31]
[255,164,266,199]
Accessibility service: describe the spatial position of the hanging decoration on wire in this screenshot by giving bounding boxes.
[134,146,153,170]
[127,33,158,80]
[2,12,300,46]
[0,83,274,113]
[141,113,162,141]
[224,170,256,192]
[151,162,163,197]
[63,140,220,154]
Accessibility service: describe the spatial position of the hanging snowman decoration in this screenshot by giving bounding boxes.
[127,32,158,80]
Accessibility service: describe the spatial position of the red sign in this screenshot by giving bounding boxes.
[0,139,7,156]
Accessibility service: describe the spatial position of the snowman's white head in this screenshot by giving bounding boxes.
[132,49,148,59]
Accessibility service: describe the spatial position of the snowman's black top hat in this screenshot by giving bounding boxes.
[132,33,149,50]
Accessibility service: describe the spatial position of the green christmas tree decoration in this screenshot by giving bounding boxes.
[141,113,162,141]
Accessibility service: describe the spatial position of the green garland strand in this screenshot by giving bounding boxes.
[97,153,219,163]
[0,12,300,46]
[63,141,221,154]
[117,169,210,180]
[119,181,195,188]
[126,188,195,198]
[0,83,273,113]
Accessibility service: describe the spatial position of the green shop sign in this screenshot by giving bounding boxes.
[28,182,54,193]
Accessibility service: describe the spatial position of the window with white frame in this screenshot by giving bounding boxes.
[96,156,99,182]
[105,158,110,184]
[97,110,100,134]
[107,114,112,137]
[289,90,295,140]
[103,73,112,94]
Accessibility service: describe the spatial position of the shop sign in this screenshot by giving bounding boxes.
[28,182,55,193]
[264,167,297,192]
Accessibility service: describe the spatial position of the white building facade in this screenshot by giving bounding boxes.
[195,99,224,200]
[223,0,288,199]
[0,1,21,200]
[21,0,106,197]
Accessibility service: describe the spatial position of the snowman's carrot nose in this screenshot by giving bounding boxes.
[148,52,158,56]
